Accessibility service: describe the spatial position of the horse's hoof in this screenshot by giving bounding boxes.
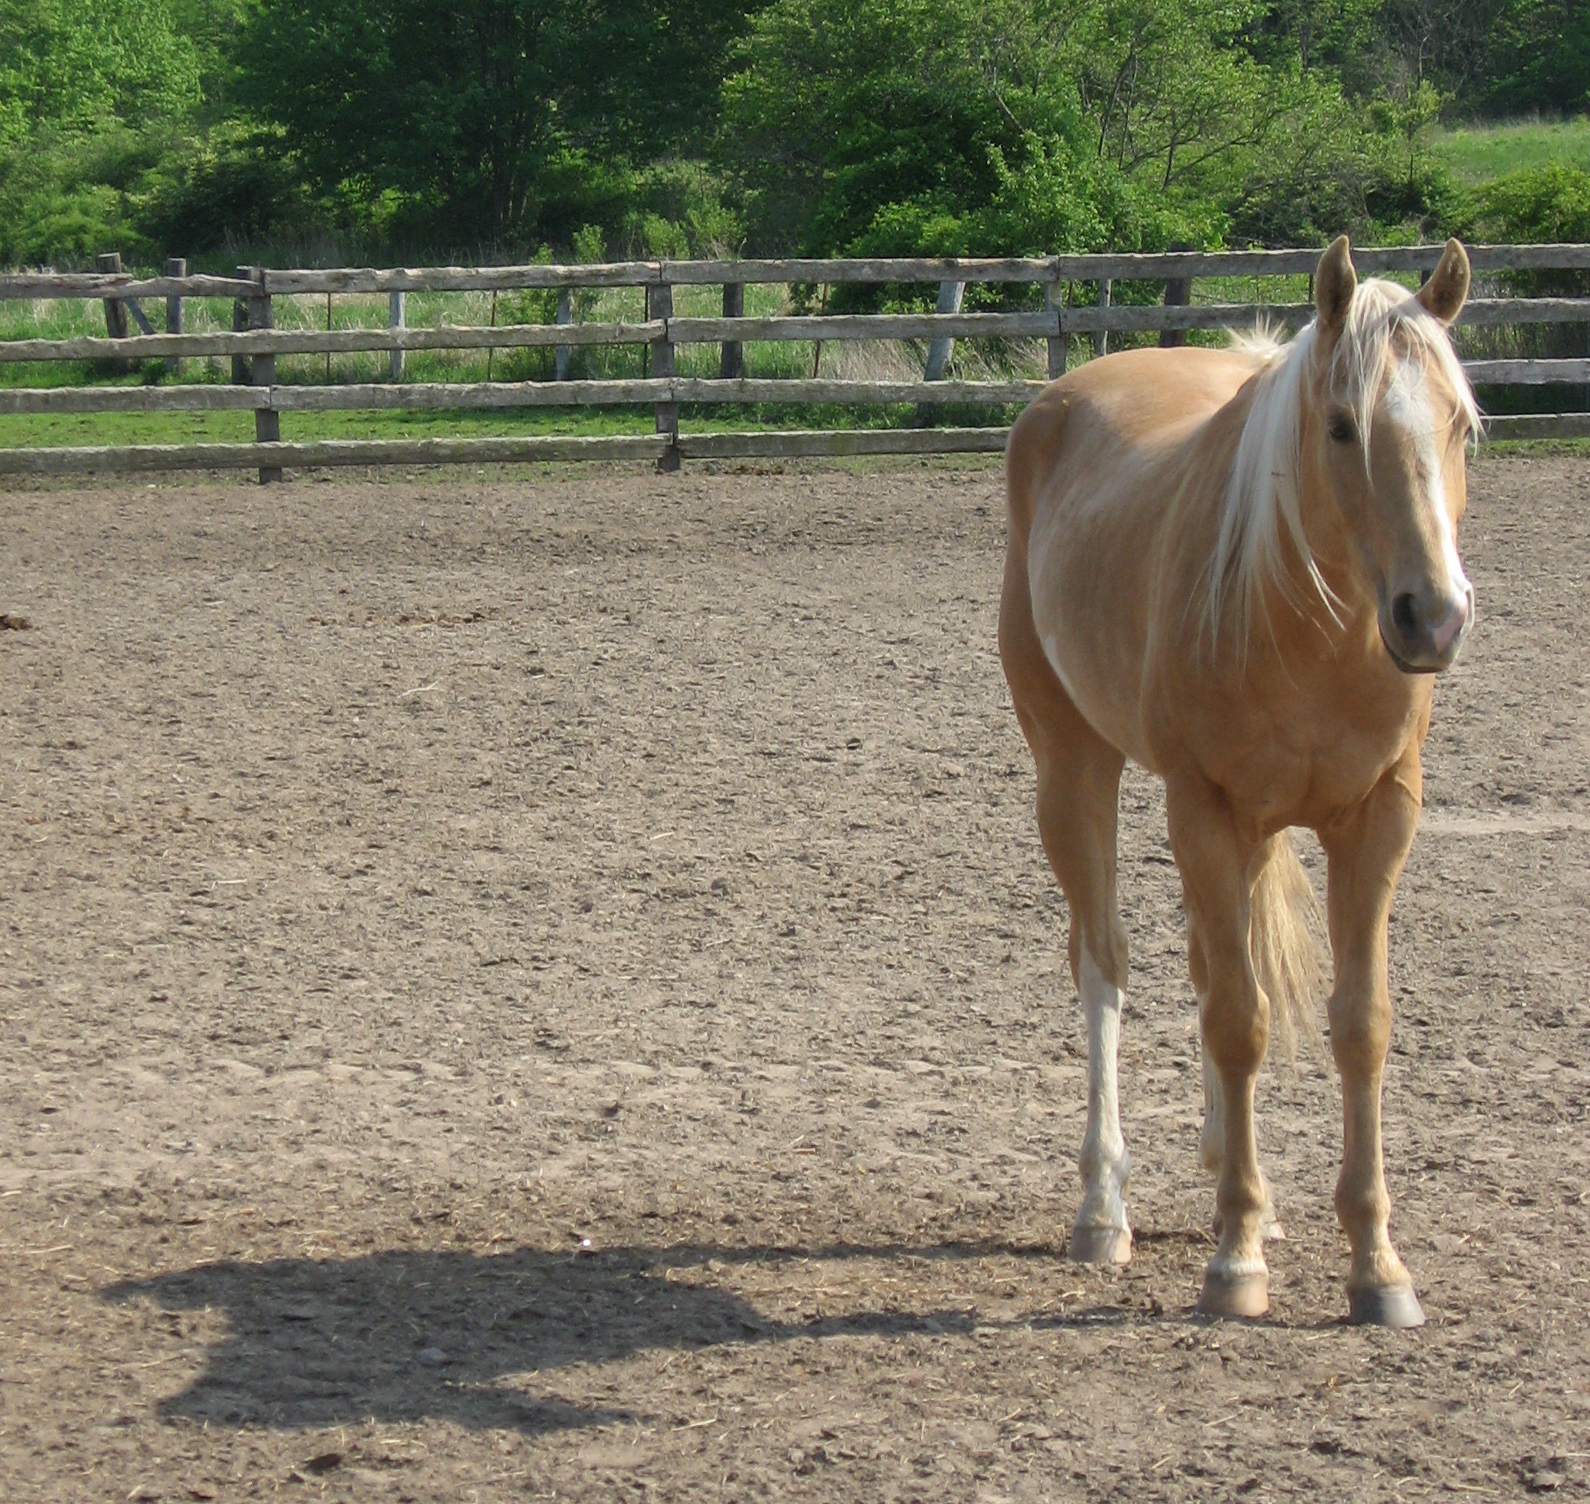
[1067,1223,1132,1264]
[1198,1265,1269,1319]
[1347,1284,1425,1328]
[1262,1219,1287,1242]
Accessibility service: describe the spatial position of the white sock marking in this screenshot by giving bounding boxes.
[1077,949,1131,1235]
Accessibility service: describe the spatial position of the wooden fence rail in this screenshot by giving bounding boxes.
[1,244,1587,478]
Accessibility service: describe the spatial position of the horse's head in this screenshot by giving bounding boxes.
[1308,236,1478,674]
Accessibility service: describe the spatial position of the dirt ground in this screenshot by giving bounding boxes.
[2,451,1588,1502]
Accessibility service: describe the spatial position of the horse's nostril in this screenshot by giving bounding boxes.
[1390,592,1419,639]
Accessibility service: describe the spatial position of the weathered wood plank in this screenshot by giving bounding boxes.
[1463,359,1590,384]
[666,310,1055,344]
[0,320,664,363]
[0,433,672,476]
[269,379,670,411]
[670,378,1043,404]
[269,377,1036,411]
[261,263,663,294]
[678,427,1009,459]
[1061,300,1312,333]
[0,374,1051,417]
[1453,298,1590,327]
[662,257,1056,286]
[707,309,1055,342]
[1482,412,1590,440]
[1061,296,1590,333]
[1052,243,1590,278]
[0,272,258,300]
[0,385,269,414]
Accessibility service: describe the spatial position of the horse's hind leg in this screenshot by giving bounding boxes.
[1002,602,1131,1261]
[1047,750,1133,1267]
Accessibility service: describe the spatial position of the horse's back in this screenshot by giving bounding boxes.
[1009,346,1257,516]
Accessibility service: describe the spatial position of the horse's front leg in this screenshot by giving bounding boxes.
[1198,1000,1285,1242]
[1167,776,1271,1318]
[1319,755,1426,1327]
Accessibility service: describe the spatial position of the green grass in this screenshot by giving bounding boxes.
[1426,114,1590,186]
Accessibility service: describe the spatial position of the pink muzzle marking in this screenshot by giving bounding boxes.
[1430,597,1470,656]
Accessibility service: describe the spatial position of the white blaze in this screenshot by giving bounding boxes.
[1384,357,1470,609]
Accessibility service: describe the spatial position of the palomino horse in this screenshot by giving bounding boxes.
[1000,237,1479,1325]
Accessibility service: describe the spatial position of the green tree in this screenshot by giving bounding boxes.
[720,0,1399,256]
[234,0,759,247]
[0,0,202,262]
[1374,0,1589,114]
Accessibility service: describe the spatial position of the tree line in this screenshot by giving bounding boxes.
[0,0,1585,269]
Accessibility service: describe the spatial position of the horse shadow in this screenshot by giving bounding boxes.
[103,1238,1125,1436]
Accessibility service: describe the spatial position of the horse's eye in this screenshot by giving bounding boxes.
[1326,414,1356,444]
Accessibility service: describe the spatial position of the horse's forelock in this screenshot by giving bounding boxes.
[1329,278,1480,444]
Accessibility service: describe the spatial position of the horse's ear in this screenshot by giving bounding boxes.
[1315,236,1356,337]
[1416,238,1471,324]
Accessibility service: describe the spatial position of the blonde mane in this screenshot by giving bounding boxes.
[1204,278,1481,648]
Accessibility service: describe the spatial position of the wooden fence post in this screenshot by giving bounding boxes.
[916,279,966,425]
[554,288,574,380]
[1046,280,1068,380]
[648,279,680,472]
[248,267,282,484]
[923,279,965,381]
[389,291,405,381]
[1160,243,1193,348]
[165,258,185,377]
[97,252,128,339]
[720,281,744,379]
[231,296,250,386]
[1094,279,1112,358]
[97,252,131,374]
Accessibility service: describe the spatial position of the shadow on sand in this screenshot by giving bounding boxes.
[103,1237,1136,1435]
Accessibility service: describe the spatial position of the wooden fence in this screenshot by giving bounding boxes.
[1,244,1587,480]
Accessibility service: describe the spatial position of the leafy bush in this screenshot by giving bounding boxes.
[1473,163,1590,246]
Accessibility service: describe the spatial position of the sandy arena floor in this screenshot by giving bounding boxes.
[2,452,1588,1500]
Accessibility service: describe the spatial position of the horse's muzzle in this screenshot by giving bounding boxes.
[1379,584,1474,674]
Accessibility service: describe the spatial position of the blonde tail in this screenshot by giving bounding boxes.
[1250,832,1326,1062]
